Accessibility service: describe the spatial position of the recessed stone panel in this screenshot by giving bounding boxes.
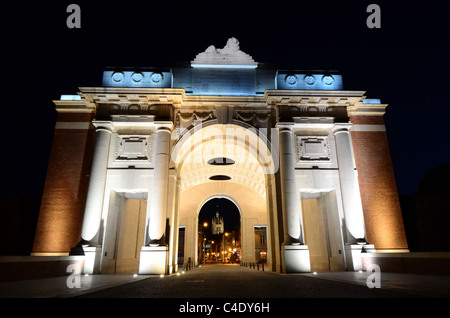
[296,136,331,162]
[109,135,153,168]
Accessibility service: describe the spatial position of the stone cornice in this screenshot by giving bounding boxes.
[347,103,388,116]
[53,100,95,113]
[56,87,386,121]
[264,90,366,107]
[78,87,186,108]
[78,87,269,109]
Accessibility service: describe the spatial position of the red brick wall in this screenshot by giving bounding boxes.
[350,115,408,250]
[32,112,95,253]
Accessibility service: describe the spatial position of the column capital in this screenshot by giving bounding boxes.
[332,123,352,135]
[92,120,116,133]
[154,121,174,132]
[275,122,294,132]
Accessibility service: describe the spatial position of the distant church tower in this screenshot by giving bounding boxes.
[212,211,224,235]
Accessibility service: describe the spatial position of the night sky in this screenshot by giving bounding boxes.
[2,0,449,199]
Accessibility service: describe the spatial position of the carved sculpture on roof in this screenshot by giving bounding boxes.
[191,37,257,66]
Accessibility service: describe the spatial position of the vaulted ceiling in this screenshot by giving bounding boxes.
[173,124,271,198]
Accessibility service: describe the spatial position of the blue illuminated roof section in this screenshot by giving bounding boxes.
[190,67,256,96]
[363,98,381,104]
[102,67,172,88]
[101,65,344,95]
[276,71,343,90]
[191,64,257,69]
[60,95,82,100]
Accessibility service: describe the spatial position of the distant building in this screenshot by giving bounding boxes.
[211,212,224,235]
[254,226,267,263]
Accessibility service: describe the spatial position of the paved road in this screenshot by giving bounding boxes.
[75,264,443,315]
[2,264,444,315]
[76,264,415,299]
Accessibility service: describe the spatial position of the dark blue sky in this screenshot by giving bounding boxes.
[2,1,449,196]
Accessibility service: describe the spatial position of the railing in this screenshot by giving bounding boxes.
[181,262,194,271]
[240,261,265,271]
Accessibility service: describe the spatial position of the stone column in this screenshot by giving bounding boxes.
[278,126,303,245]
[75,121,113,274]
[140,123,173,274]
[277,124,310,273]
[333,125,366,242]
[333,124,374,271]
[80,124,112,244]
[146,125,172,245]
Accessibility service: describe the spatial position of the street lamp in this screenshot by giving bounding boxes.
[202,222,209,264]
[222,232,229,263]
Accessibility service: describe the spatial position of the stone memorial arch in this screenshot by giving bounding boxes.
[32,38,409,275]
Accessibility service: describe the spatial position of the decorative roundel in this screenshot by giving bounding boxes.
[131,72,144,83]
[304,75,315,85]
[322,75,334,86]
[111,72,124,83]
[285,74,297,86]
[150,72,163,83]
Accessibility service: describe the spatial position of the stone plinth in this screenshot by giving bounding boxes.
[345,244,375,271]
[139,246,168,275]
[282,245,311,273]
[82,246,101,274]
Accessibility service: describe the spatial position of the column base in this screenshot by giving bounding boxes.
[82,246,102,274]
[345,243,375,271]
[139,246,168,275]
[282,244,311,273]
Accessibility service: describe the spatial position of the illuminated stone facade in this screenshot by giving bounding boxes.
[32,39,408,274]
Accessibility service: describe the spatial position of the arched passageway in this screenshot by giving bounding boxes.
[174,122,277,269]
[197,197,241,264]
